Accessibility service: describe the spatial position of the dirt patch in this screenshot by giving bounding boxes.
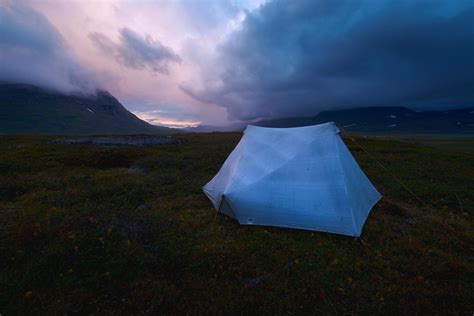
[51,135,186,147]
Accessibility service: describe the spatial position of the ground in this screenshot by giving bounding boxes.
[0,133,473,314]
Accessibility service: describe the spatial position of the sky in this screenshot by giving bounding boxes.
[0,0,473,128]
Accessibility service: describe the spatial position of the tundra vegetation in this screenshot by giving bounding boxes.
[0,133,472,314]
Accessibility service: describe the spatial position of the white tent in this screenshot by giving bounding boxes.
[203,122,381,237]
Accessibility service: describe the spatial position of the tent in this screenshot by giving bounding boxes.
[203,122,381,237]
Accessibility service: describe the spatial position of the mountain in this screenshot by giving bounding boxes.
[190,106,474,134]
[0,83,174,135]
[185,122,247,133]
[255,107,474,134]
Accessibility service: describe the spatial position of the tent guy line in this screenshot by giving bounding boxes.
[340,129,429,208]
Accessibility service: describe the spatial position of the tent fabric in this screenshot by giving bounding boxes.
[203,122,381,237]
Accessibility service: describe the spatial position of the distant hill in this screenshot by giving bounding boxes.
[190,106,474,134]
[0,83,174,135]
[256,107,474,134]
[186,122,247,133]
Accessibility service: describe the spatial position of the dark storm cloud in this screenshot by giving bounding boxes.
[183,0,474,121]
[0,2,97,93]
[89,28,181,75]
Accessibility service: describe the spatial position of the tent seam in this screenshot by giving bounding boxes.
[225,131,306,194]
[222,133,248,195]
[225,132,335,196]
[336,134,359,235]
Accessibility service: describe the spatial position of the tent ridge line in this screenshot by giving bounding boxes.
[335,134,359,236]
[224,132,310,195]
[225,135,338,197]
[222,134,249,195]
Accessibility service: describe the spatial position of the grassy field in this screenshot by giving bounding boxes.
[0,133,473,314]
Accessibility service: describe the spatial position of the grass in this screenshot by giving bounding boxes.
[398,136,474,152]
[0,133,473,314]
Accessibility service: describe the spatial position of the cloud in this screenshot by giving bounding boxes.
[183,0,474,121]
[89,28,181,75]
[133,109,201,128]
[131,102,202,128]
[0,1,97,93]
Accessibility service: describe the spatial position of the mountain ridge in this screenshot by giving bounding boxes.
[0,83,174,135]
[189,106,474,134]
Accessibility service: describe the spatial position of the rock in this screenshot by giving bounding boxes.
[51,135,186,147]
[248,276,265,287]
[128,166,146,174]
[136,204,147,211]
